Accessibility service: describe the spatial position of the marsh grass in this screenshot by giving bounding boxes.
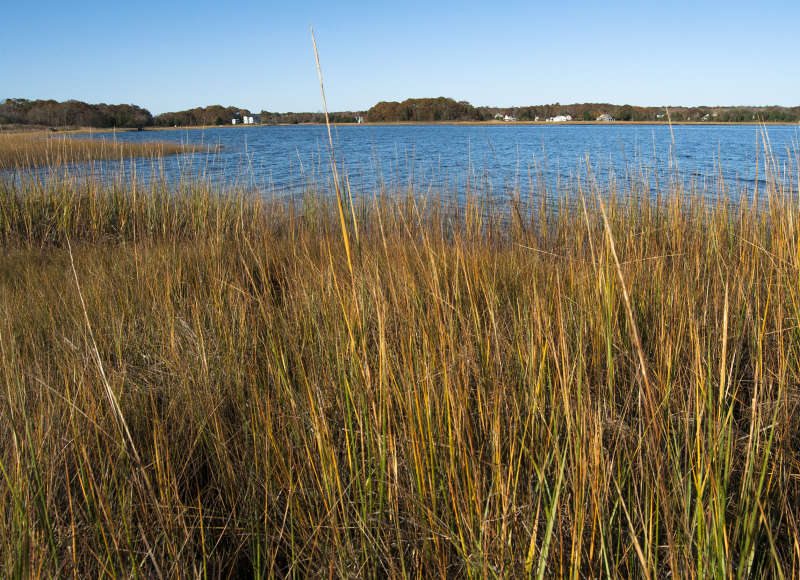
[1,143,800,578]
[0,132,201,170]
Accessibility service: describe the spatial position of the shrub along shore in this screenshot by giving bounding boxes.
[1,150,799,576]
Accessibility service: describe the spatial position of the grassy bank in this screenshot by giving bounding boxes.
[1,157,799,577]
[0,132,201,170]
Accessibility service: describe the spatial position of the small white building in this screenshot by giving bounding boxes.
[546,114,572,123]
[492,113,516,122]
[596,113,614,122]
[234,115,260,125]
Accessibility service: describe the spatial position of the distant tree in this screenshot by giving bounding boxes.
[367,97,480,122]
[617,105,634,121]
[153,105,249,127]
[0,98,154,128]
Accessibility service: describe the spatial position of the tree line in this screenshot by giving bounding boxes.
[490,103,800,123]
[2,97,799,129]
[0,98,153,128]
[367,98,483,122]
[369,99,800,123]
[0,98,366,128]
[154,105,252,127]
[257,111,363,124]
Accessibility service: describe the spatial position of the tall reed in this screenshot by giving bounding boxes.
[0,145,799,577]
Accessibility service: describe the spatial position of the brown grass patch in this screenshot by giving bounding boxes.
[0,132,201,169]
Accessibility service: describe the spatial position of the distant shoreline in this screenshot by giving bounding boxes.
[140,120,797,131]
[2,120,795,137]
[5,98,798,132]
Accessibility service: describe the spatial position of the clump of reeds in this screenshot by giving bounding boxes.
[0,132,201,169]
[0,147,799,577]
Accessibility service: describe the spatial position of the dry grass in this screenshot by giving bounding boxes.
[1,146,799,577]
[0,132,201,169]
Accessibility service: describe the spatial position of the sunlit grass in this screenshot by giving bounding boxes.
[0,143,799,577]
[0,132,201,170]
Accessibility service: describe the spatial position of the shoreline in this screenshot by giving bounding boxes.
[137,120,800,131]
[3,120,795,136]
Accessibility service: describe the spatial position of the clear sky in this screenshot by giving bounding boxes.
[1,0,798,114]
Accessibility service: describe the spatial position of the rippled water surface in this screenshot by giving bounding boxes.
[39,124,800,201]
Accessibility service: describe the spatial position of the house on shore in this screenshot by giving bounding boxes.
[492,113,516,122]
[596,113,614,122]
[232,114,260,125]
[546,114,572,123]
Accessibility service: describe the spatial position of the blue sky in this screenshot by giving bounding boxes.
[1,0,797,114]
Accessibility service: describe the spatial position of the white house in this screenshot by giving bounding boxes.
[546,114,572,123]
[233,114,260,125]
[596,113,614,122]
